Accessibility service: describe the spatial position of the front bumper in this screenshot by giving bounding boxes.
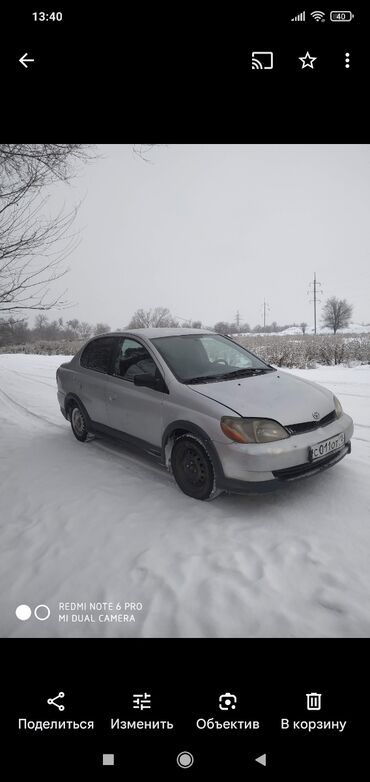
[213,413,354,492]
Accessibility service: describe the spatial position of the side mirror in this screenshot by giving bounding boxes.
[134,373,166,392]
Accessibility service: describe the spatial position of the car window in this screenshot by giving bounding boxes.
[80,337,116,373]
[151,334,269,382]
[113,337,158,381]
[201,337,253,368]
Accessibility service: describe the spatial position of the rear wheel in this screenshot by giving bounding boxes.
[171,435,216,500]
[70,402,88,442]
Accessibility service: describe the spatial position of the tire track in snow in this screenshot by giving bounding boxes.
[0,384,63,428]
[92,439,171,483]
[0,366,55,389]
[0,366,171,482]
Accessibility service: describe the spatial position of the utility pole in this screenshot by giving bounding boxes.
[307,273,322,334]
[261,299,270,328]
[235,310,241,331]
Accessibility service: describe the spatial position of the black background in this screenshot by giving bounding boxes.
[5,638,368,775]
[1,5,368,138]
[2,3,369,777]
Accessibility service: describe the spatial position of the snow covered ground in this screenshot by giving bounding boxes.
[1,354,369,638]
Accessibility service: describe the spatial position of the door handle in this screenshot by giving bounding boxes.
[108,394,117,402]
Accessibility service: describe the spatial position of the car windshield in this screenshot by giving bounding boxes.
[150,334,274,384]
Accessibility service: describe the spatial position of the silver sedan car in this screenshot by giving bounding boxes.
[56,328,353,500]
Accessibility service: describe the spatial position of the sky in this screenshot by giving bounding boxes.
[43,144,370,329]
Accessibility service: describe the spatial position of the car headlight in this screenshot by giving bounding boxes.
[220,417,289,444]
[333,395,343,419]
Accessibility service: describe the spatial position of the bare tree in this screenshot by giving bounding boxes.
[127,307,177,329]
[66,318,80,333]
[132,144,164,162]
[78,321,93,340]
[0,144,93,315]
[322,297,353,334]
[94,322,111,335]
[0,316,30,346]
[214,321,233,334]
[300,322,308,334]
[34,313,48,331]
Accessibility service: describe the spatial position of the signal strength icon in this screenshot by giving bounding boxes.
[311,10,325,21]
[291,11,306,21]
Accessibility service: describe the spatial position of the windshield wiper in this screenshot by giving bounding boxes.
[210,368,274,380]
[185,374,221,384]
[186,368,274,384]
[231,367,275,377]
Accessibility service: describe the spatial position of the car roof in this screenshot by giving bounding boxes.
[96,328,215,339]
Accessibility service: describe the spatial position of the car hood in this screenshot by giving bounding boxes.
[190,370,335,425]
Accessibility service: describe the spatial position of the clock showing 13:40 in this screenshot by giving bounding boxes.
[32,11,63,22]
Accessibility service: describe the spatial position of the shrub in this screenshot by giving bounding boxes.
[237,333,370,368]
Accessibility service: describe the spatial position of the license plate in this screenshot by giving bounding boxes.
[309,432,345,462]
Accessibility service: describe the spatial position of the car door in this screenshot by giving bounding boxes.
[106,336,166,449]
[77,336,117,424]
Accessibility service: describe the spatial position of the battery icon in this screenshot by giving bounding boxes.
[330,11,354,21]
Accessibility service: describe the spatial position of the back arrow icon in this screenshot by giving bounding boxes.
[19,53,35,68]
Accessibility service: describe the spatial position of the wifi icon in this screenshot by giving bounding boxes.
[311,10,325,21]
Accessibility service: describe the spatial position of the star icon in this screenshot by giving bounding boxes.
[299,51,317,69]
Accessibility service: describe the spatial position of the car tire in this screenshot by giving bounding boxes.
[70,402,88,442]
[171,434,216,500]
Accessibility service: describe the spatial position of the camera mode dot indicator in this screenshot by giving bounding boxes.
[34,604,51,621]
[15,604,32,621]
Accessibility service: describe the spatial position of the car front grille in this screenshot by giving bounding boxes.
[285,409,337,436]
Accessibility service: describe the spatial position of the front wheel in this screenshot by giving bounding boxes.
[70,402,88,442]
[171,435,216,500]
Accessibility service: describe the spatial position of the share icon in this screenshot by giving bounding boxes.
[47,692,65,711]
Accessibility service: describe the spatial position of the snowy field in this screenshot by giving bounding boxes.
[1,354,369,638]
